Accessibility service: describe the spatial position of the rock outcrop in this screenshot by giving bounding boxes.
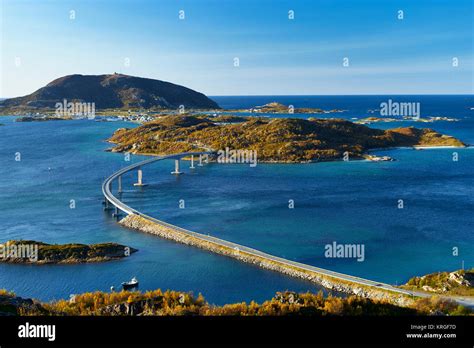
[404,269,474,296]
[0,292,48,316]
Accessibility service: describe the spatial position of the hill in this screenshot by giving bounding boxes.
[0,73,219,111]
[108,115,466,162]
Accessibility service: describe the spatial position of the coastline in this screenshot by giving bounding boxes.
[366,145,468,152]
[413,145,470,149]
[107,144,468,165]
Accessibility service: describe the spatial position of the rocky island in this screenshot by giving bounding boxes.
[0,240,137,264]
[230,102,346,114]
[355,116,459,125]
[107,115,466,162]
[15,115,74,122]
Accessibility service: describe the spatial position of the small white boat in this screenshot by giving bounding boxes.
[121,277,139,290]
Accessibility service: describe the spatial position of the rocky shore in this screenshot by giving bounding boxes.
[402,269,474,296]
[119,214,414,307]
[0,291,48,316]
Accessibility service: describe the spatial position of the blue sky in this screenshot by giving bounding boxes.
[1,0,472,97]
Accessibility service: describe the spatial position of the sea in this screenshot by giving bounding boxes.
[0,95,473,305]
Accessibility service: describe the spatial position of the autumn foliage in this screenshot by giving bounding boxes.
[39,290,469,316]
[2,288,471,316]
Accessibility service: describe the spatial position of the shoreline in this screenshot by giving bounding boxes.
[107,144,468,165]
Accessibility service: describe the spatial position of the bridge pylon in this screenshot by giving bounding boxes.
[118,175,123,193]
[171,159,183,175]
[112,206,121,218]
[103,198,113,211]
[134,167,148,186]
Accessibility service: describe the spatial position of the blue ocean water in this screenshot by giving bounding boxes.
[0,95,473,304]
[211,95,474,120]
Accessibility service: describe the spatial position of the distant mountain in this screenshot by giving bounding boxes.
[0,73,220,110]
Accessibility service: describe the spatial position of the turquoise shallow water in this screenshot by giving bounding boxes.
[0,95,473,303]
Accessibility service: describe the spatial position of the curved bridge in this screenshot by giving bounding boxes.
[102,151,213,215]
[102,152,474,308]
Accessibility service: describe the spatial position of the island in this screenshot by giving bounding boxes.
[0,240,137,264]
[15,115,74,122]
[0,73,220,114]
[355,116,459,124]
[107,115,466,163]
[229,102,346,114]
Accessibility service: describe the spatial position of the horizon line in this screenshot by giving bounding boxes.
[2,93,472,100]
[208,93,474,97]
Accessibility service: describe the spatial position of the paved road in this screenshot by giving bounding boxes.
[102,153,474,308]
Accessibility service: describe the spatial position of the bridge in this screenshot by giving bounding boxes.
[102,152,474,308]
[102,152,212,217]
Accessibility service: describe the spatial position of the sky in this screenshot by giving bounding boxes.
[0,0,472,97]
